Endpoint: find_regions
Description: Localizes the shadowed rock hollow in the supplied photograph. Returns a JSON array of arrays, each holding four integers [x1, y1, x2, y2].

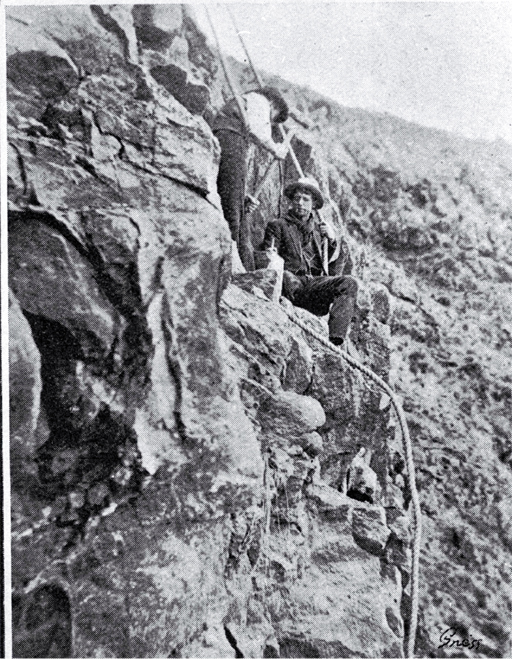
[[8, 5, 512, 658]]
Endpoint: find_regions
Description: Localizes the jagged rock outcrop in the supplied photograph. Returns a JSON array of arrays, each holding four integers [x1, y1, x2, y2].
[[219, 285, 407, 659], [10, 4, 511, 659], [8, 5, 409, 658]]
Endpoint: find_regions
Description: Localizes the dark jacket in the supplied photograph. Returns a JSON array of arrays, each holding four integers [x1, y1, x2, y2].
[[263, 211, 351, 277], [212, 97, 249, 139]]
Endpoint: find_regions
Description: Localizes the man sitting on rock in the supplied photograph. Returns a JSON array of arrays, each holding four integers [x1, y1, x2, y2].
[[213, 87, 289, 271], [262, 177, 358, 346]]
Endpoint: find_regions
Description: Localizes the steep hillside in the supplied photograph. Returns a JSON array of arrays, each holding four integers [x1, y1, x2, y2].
[[7, 4, 512, 659], [251, 70, 512, 657]]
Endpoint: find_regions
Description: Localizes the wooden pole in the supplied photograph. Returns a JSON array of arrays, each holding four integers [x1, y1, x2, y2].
[[251, 128, 296, 200], [224, 5, 331, 274], [226, 5, 264, 87], [205, 6, 248, 127], [322, 240, 329, 275]]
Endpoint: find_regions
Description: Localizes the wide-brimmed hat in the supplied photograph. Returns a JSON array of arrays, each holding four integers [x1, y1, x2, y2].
[[284, 177, 324, 209]]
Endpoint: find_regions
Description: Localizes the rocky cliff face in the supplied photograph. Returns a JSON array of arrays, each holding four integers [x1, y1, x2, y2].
[[8, 6, 408, 658], [7, 5, 511, 659]]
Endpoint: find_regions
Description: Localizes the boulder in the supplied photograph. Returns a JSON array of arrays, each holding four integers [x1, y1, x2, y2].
[[258, 390, 326, 438], [352, 507, 391, 555]]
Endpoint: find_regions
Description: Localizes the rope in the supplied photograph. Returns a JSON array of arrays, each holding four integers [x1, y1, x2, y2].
[[219, 7, 421, 654], [281, 306, 422, 659], [204, 6, 249, 128]]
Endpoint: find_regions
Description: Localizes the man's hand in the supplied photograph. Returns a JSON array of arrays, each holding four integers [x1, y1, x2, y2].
[[319, 221, 336, 241], [244, 195, 260, 214]]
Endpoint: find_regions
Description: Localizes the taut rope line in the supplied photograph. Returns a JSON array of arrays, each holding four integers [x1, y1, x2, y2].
[[211, 6, 421, 655], [282, 307, 422, 659]]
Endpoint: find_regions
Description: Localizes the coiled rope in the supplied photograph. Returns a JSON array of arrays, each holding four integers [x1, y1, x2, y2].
[[281, 306, 422, 659]]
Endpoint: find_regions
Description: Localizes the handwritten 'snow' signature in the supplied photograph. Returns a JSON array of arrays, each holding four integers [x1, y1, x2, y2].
[[438, 628, 482, 651]]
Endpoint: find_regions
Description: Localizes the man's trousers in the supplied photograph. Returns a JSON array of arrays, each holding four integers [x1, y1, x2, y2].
[[214, 129, 254, 271], [283, 272, 358, 342]]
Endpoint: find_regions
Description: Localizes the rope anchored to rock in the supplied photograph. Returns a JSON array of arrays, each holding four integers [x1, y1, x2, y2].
[[281, 306, 422, 659]]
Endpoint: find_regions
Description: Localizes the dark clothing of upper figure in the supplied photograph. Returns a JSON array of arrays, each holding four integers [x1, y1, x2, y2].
[[263, 210, 357, 343], [215, 129, 253, 268], [213, 90, 288, 271], [212, 96, 250, 138]]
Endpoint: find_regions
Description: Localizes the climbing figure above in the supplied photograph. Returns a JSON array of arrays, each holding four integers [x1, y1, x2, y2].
[[263, 177, 358, 346], [213, 86, 289, 271]]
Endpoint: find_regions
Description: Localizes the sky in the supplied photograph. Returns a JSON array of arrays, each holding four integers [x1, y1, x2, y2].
[[195, 1, 512, 143]]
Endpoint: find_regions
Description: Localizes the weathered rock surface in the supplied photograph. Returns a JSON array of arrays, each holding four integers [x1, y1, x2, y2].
[[10, 4, 510, 659], [9, 292, 45, 482], [7, 4, 401, 657], [8, 6, 262, 657]]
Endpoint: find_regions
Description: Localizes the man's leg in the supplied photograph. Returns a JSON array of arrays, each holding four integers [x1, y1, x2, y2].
[[282, 271, 305, 303], [238, 202, 255, 271], [328, 275, 358, 343], [215, 130, 255, 270], [294, 275, 358, 343]]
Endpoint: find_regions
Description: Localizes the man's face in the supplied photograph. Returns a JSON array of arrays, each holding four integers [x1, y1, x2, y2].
[[291, 189, 314, 219]]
